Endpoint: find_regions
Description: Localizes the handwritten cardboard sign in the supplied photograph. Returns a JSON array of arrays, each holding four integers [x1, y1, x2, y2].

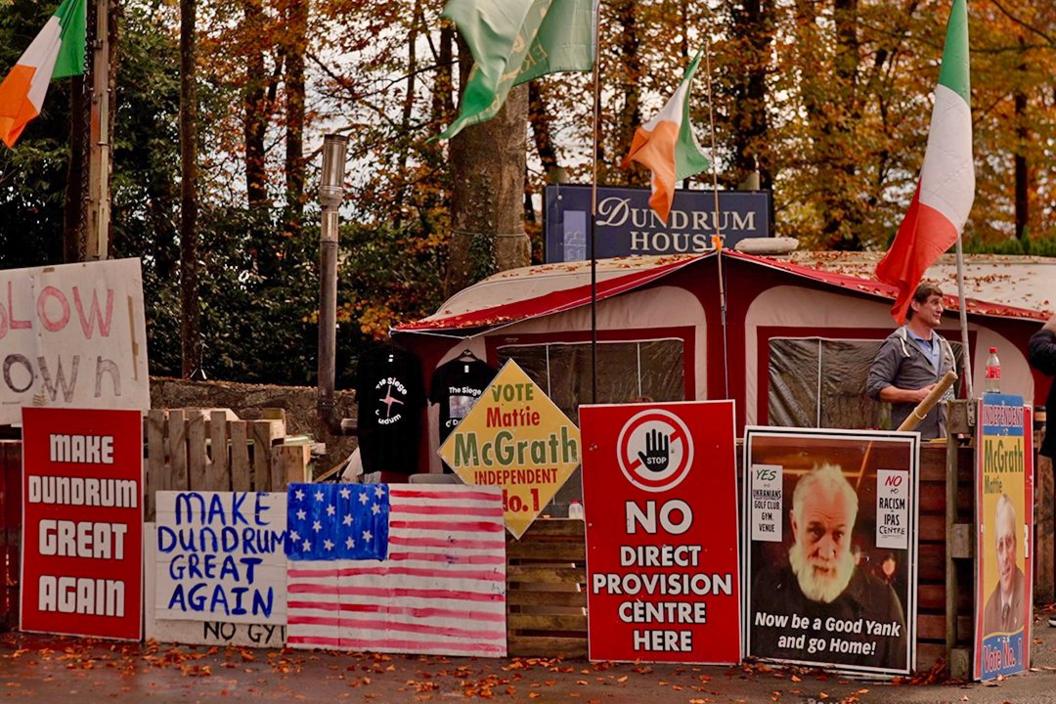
[[154, 491, 287, 625], [0, 258, 149, 425]]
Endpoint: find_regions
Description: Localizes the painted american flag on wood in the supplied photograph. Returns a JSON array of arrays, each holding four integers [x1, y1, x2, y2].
[[284, 483, 507, 657]]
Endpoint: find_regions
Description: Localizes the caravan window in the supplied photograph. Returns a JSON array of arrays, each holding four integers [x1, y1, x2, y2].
[[767, 337, 963, 429], [495, 339, 685, 419]]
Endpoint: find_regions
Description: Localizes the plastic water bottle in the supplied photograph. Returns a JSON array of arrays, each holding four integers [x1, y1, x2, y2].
[[984, 346, 1001, 393], [568, 500, 584, 520]]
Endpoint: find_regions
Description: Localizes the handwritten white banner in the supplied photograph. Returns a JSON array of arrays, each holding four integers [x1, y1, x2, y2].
[[0, 258, 148, 424], [154, 491, 288, 625]]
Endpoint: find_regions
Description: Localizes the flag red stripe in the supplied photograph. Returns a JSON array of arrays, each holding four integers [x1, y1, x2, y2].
[[875, 187, 959, 323], [338, 637, 504, 655], [286, 634, 504, 655], [393, 504, 503, 517], [287, 614, 505, 641], [288, 583, 503, 602], [286, 600, 506, 622], [390, 488, 500, 502], [389, 519, 503, 532], [386, 550, 505, 565], [387, 535, 506, 551], [288, 565, 503, 582]]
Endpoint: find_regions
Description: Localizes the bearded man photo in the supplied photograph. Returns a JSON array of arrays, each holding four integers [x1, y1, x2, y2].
[[750, 464, 908, 669]]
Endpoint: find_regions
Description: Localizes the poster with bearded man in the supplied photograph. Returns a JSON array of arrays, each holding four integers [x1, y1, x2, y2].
[[743, 427, 919, 677]]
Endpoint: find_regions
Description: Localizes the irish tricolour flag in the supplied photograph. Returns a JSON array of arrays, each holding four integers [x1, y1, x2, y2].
[[0, 0, 86, 148], [876, 0, 973, 323], [622, 50, 709, 225]]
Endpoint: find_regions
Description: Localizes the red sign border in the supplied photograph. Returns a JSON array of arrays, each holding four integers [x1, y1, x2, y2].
[[582, 399, 741, 665], [19, 407, 144, 641]]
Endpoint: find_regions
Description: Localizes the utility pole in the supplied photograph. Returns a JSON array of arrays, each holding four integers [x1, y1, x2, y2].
[[86, 0, 111, 260]]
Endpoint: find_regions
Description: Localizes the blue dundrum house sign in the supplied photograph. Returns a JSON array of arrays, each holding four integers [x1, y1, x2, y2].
[[544, 184, 772, 263]]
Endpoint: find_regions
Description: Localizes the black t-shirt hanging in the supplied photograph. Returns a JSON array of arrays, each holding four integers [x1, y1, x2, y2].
[[355, 346, 425, 474], [429, 357, 497, 445]]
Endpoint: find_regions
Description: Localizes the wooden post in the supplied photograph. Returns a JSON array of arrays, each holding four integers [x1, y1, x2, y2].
[[169, 410, 189, 491], [945, 422, 959, 669], [1037, 454, 1055, 603], [206, 410, 230, 491], [145, 410, 166, 521], [946, 399, 974, 679], [86, 0, 110, 260], [229, 421, 251, 492]]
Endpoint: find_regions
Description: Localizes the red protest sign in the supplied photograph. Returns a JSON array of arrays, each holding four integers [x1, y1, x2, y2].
[[581, 401, 740, 663], [20, 407, 143, 640]]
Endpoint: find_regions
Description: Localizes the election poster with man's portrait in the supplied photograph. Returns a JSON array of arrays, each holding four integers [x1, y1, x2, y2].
[[974, 394, 1033, 681], [743, 427, 919, 677]]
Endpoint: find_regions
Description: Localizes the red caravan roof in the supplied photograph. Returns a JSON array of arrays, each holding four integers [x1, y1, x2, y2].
[[394, 253, 711, 336], [731, 250, 1049, 322], [393, 250, 1048, 337]]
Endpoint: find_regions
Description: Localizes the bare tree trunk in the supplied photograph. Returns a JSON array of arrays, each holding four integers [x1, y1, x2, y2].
[[105, 0, 121, 256], [445, 36, 529, 296], [283, 0, 307, 238], [394, 0, 422, 223], [63, 75, 88, 263], [431, 24, 455, 126], [1014, 35, 1029, 240], [729, 0, 775, 191], [528, 81, 558, 177], [821, 0, 862, 249], [180, 0, 201, 377], [615, 0, 643, 184], [243, 0, 268, 211]]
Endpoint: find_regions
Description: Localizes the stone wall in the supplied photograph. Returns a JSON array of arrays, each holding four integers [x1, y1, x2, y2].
[[150, 377, 357, 473]]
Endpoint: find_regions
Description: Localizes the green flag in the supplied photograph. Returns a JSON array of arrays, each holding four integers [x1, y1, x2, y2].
[[438, 0, 596, 140]]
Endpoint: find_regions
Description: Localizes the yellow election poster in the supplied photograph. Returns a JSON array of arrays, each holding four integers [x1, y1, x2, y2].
[[438, 359, 581, 539]]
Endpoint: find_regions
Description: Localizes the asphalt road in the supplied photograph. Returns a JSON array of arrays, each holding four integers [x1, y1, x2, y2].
[[2, 614, 1056, 703]]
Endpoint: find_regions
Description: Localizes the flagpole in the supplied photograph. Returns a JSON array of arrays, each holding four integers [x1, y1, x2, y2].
[[589, 2, 601, 404], [703, 37, 729, 399], [86, 0, 111, 260], [954, 235, 974, 400]]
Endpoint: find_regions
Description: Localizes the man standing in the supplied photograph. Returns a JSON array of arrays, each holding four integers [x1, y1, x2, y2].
[[982, 494, 1026, 635], [867, 282, 957, 440], [1029, 314, 1056, 620], [750, 464, 908, 669]]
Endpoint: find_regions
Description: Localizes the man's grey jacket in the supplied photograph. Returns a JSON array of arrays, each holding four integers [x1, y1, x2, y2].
[[866, 326, 956, 440]]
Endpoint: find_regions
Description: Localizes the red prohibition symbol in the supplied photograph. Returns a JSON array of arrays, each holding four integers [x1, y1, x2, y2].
[[616, 408, 694, 492]]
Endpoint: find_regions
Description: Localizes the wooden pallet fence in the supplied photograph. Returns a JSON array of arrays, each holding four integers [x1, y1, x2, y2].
[[144, 409, 299, 520], [506, 519, 588, 658]]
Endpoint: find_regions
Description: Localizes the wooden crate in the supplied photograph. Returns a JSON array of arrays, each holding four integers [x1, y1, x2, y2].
[[915, 442, 975, 672], [506, 519, 587, 658], [144, 408, 301, 520], [0, 441, 21, 631]]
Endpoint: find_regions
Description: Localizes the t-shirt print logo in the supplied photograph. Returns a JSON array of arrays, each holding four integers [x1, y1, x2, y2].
[[374, 377, 408, 425]]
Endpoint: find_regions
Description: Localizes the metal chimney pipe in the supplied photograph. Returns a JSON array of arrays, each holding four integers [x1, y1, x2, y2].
[[318, 133, 348, 430]]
